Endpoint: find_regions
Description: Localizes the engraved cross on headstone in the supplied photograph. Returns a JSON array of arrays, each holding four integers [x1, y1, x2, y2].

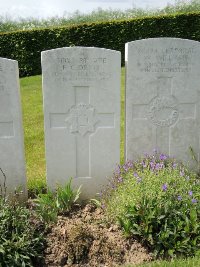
[[50, 86, 114, 178], [132, 77, 196, 155]]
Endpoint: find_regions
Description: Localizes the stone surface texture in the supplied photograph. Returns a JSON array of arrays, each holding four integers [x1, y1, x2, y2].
[[42, 47, 121, 199], [125, 38, 200, 166], [0, 58, 26, 198]]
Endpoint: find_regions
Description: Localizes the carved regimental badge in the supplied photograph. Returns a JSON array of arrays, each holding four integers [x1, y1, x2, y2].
[[147, 95, 179, 127], [66, 103, 99, 136]]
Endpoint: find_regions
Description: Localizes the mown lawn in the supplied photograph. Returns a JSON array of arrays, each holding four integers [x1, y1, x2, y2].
[[130, 256, 200, 266], [20, 75, 46, 192]]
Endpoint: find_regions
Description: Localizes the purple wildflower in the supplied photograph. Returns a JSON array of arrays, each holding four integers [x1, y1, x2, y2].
[[150, 161, 155, 170], [123, 164, 129, 172], [127, 160, 133, 168], [162, 183, 168, 191], [177, 195, 182, 201], [172, 163, 177, 169], [192, 199, 197, 204], [115, 165, 121, 175], [180, 170, 185, 177], [155, 163, 164, 170], [155, 163, 160, 170], [123, 160, 133, 172], [189, 190, 193, 196], [134, 172, 139, 177], [118, 177, 123, 183], [142, 161, 147, 168], [160, 153, 168, 161]]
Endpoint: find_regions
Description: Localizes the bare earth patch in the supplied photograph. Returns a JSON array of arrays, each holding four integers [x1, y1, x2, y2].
[[44, 204, 152, 267]]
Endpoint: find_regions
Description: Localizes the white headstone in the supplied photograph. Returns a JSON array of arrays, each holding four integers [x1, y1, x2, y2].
[[126, 38, 200, 166], [0, 58, 27, 199], [42, 47, 121, 199]]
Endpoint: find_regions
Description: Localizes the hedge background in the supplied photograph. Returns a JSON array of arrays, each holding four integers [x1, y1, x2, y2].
[[0, 12, 200, 77]]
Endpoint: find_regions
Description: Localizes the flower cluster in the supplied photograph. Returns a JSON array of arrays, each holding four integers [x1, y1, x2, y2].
[[101, 150, 200, 258], [161, 168, 198, 204], [101, 150, 199, 210]]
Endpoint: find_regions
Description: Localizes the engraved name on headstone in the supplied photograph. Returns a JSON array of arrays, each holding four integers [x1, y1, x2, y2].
[[42, 47, 120, 199], [0, 58, 27, 198], [125, 38, 200, 166]]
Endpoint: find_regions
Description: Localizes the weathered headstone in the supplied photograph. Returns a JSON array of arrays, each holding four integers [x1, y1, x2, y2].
[[0, 57, 27, 199], [42, 47, 121, 199], [125, 38, 200, 166]]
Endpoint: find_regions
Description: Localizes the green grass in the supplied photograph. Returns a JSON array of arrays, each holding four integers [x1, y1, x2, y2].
[[20, 75, 46, 194], [123, 256, 200, 266]]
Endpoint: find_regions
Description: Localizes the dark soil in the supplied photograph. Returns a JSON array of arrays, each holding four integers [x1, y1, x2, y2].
[[44, 203, 152, 267]]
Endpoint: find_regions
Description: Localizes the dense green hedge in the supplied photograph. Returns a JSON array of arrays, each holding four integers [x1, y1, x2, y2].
[[0, 12, 200, 77]]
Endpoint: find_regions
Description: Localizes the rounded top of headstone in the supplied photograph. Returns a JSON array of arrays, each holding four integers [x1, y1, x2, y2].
[[126, 37, 200, 46], [41, 47, 121, 76], [41, 46, 121, 59], [0, 57, 18, 66], [0, 57, 18, 74], [125, 38, 200, 62], [0, 57, 17, 62]]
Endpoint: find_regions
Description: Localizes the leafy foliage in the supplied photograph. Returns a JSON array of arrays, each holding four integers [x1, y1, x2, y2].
[[0, 12, 200, 77], [0, 168, 45, 266], [102, 151, 200, 258], [0, 0, 200, 33], [0, 168, 80, 265], [56, 179, 81, 213], [34, 178, 81, 223], [34, 190, 58, 223], [0, 198, 45, 266]]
